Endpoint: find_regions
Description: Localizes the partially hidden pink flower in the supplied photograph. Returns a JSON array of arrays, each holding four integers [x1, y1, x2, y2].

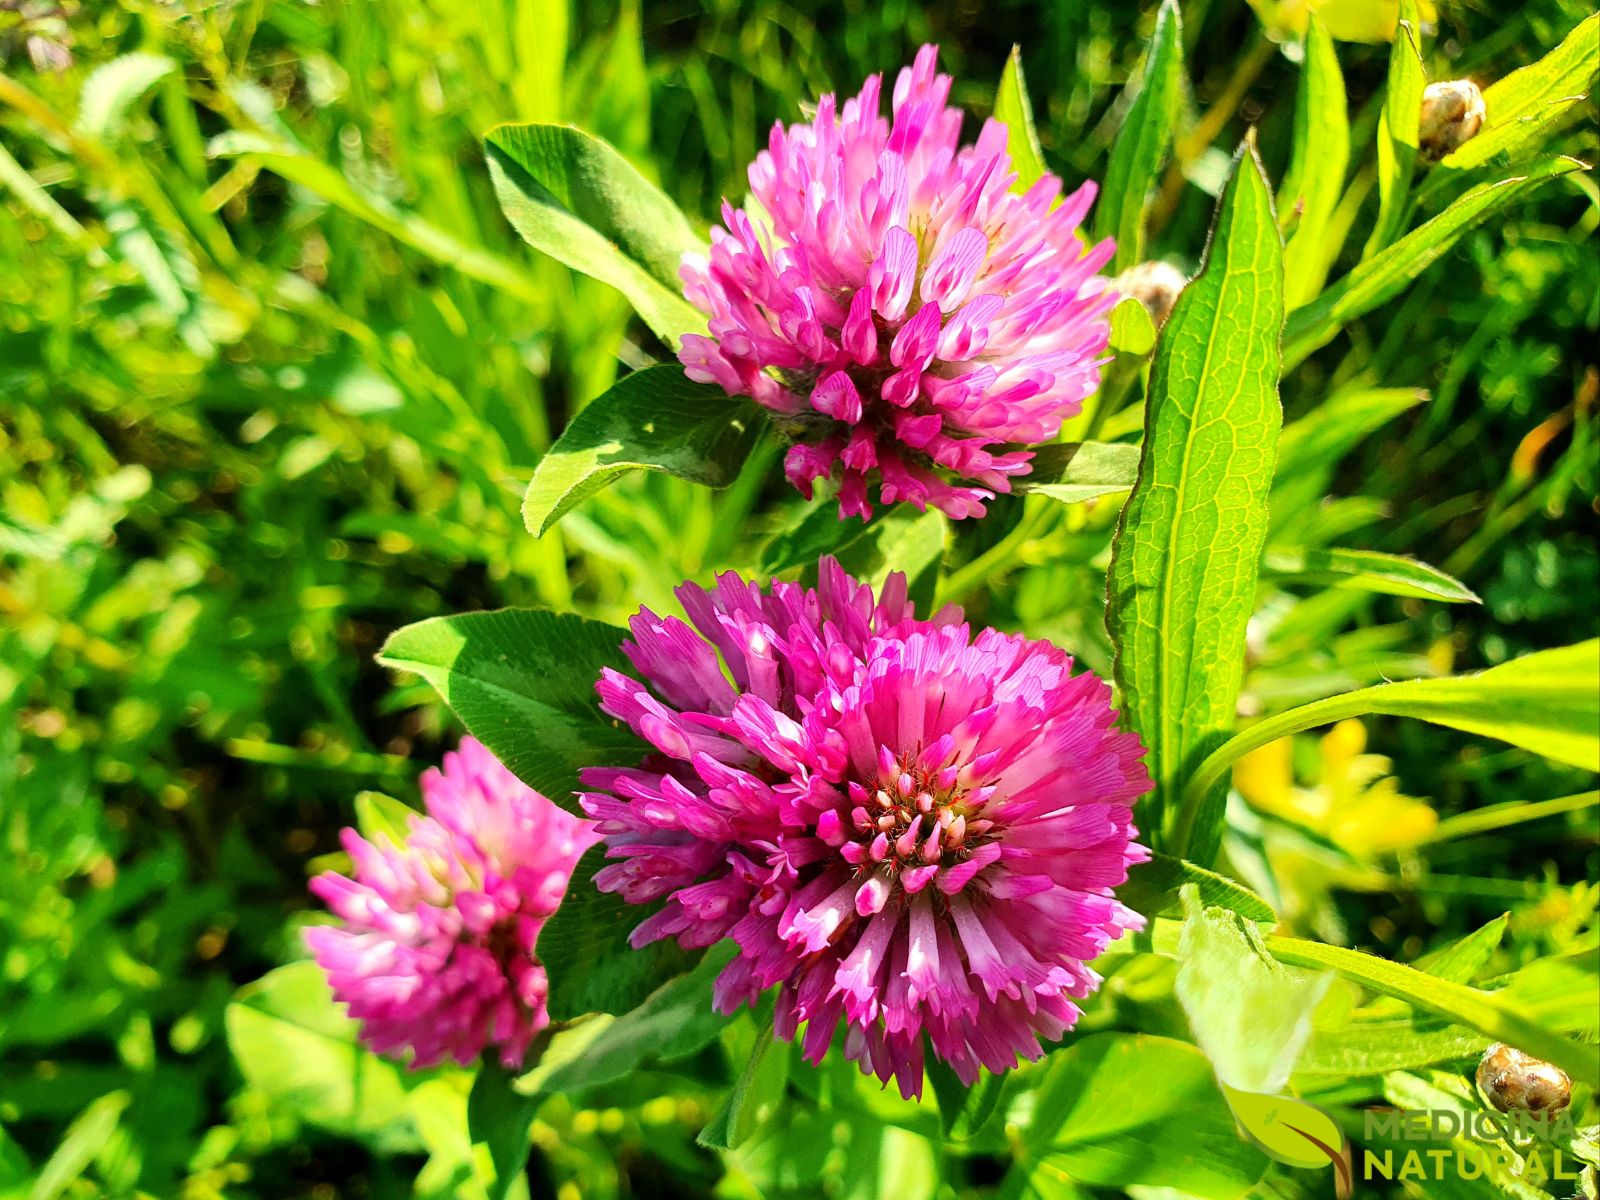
[[306, 737, 597, 1069], [580, 558, 1150, 1097], [679, 45, 1116, 522]]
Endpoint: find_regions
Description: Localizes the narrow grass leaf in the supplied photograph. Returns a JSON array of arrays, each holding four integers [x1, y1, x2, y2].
[[1118, 851, 1277, 922], [1107, 141, 1284, 861], [1265, 937, 1600, 1088], [1281, 17, 1349, 307], [1366, 0, 1425, 255], [1287, 155, 1583, 368], [1098, 0, 1183, 271], [1185, 640, 1600, 811], [484, 123, 706, 343], [1440, 13, 1599, 171], [1262, 546, 1479, 603], [522, 365, 767, 535], [993, 47, 1047, 193], [377, 609, 643, 810]]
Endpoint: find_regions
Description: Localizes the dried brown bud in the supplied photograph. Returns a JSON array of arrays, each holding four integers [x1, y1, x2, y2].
[[1112, 260, 1190, 329], [1475, 1042, 1572, 1115], [1419, 80, 1487, 163]]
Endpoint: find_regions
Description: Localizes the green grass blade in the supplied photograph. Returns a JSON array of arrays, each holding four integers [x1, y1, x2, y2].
[[1285, 155, 1583, 368], [1365, 0, 1425, 255], [1261, 546, 1480, 603], [1281, 16, 1349, 308], [1097, 0, 1183, 271], [1107, 140, 1284, 862], [993, 46, 1047, 192], [1184, 640, 1600, 812]]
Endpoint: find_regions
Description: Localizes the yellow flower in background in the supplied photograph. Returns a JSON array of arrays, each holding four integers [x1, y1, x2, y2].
[[1246, 0, 1438, 42], [1235, 719, 1438, 857]]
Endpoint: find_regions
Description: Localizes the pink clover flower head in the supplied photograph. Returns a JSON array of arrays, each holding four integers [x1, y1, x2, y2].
[[580, 558, 1151, 1097], [678, 45, 1116, 521], [306, 736, 597, 1069]]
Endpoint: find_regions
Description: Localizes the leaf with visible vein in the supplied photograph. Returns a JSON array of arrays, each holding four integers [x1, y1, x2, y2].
[[993, 46, 1047, 193], [1262, 545, 1478, 603], [377, 608, 642, 810], [484, 123, 706, 343], [1440, 13, 1599, 171], [1098, 0, 1183, 272], [1286, 155, 1583, 368], [522, 365, 766, 535], [1106, 141, 1284, 861], [1016, 441, 1142, 505]]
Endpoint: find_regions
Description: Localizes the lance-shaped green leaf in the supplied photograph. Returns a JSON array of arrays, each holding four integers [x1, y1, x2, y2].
[[927, 1061, 1007, 1141], [1286, 155, 1583, 368], [1098, 0, 1183, 271], [484, 123, 706, 343], [467, 1061, 540, 1200], [1265, 937, 1600, 1088], [522, 365, 767, 535], [698, 1022, 786, 1150], [1106, 142, 1284, 860], [377, 608, 642, 811], [1015, 440, 1142, 505], [993, 46, 1047, 193], [1183, 640, 1600, 815], [1440, 13, 1600, 171], [1365, 0, 1425, 255], [1262, 546, 1479, 603], [536, 846, 703, 1019], [1280, 16, 1349, 307]]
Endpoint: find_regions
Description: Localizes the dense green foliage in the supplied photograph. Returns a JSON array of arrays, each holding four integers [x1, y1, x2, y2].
[[2, 1, 1596, 1197]]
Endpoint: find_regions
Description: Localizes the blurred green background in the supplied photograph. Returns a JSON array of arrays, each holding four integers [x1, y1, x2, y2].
[[1, 1, 1595, 1196]]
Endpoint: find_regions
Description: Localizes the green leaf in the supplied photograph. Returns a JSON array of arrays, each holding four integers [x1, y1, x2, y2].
[[536, 944, 735, 1093], [1365, 0, 1425, 255], [224, 962, 428, 1152], [28, 1092, 130, 1200], [697, 1022, 787, 1151], [536, 846, 702, 1019], [1275, 387, 1428, 483], [1023, 1033, 1268, 1199], [927, 1061, 1006, 1141], [484, 123, 706, 343], [377, 608, 641, 811], [1265, 937, 1600, 1088], [1106, 141, 1285, 861], [1262, 546, 1479, 603], [1422, 790, 1599, 844], [1287, 155, 1583, 368], [993, 46, 1047, 193], [76, 53, 176, 139], [1295, 1017, 1487, 1078], [1118, 851, 1277, 922], [1016, 441, 1142, 505], [830, 507, 946, 613], [1109, 293, 1160, 356], [1440, 13, 1600, 171], [210, 130, 546, 306], [1175, 890, 1332, 1094], [352, 790, 416, 848], [1414, 914, 1509, 984], [1280, 17, 1349, 307], [1185, 640, 1600, 812], [1098, 0, 1184, 271], [468, 1059, 540, 1200], [521, 365, 767, 535]]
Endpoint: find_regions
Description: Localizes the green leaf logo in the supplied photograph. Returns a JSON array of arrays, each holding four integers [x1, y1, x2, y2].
[[1222, 1083, 1352, 1196]]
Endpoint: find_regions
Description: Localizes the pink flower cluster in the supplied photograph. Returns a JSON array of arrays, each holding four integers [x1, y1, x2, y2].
[[679, 46, 1116, 521], [306, 738, 596, 1069], [581, 559, 1150, 1096]]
